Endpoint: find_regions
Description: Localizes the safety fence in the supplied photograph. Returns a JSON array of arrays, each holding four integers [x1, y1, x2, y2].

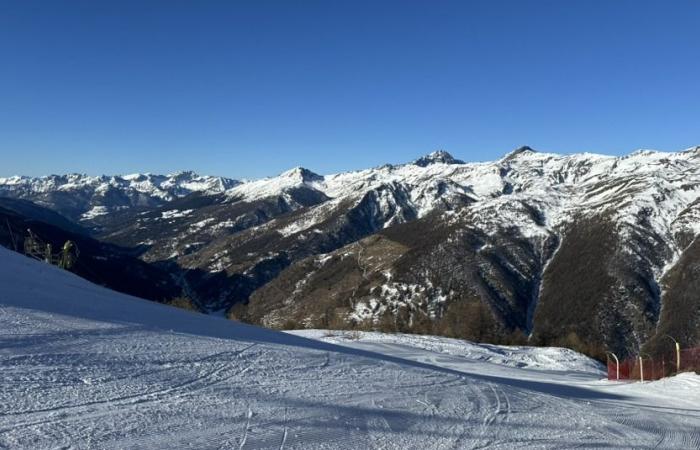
[[607, 346, 700, 381]]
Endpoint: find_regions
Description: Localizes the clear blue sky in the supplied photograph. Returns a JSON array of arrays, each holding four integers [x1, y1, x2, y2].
[[2, 1, 699, 179]]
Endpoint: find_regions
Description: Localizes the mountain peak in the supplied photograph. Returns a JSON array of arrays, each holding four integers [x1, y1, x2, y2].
[[280, 167, 323, 183], [413, 150, 464, 167], [682, 145, 700, 158], [502, 146, 537, 161], [167, 170, 198, 179]]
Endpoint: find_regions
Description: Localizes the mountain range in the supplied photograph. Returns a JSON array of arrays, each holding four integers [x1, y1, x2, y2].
[[2, 147, 700, 359]]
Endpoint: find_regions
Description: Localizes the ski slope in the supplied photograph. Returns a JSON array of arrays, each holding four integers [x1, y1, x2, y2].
[[1, 247, 699, 449]]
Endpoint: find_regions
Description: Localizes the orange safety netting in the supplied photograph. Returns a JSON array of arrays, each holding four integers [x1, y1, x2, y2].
[[607, 347, 700, 381]]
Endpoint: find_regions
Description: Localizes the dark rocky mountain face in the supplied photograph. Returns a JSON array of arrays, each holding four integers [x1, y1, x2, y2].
[[2, 148, 700, 359], [413, 150, 465, 167], [644, 236, 700, 354], [530, 215, 669, 359], [241, 205, 564, 346], [0, 197, 88, 235]]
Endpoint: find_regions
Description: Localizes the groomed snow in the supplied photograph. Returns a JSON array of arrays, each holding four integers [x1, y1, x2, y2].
[[1, 247, 699, 449]]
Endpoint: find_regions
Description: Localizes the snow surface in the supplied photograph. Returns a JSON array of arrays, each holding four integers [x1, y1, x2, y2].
[[289, 330, 604, 374], [1, 247, 700, 449], [160, 209, 194, 219], [80, 205, 109, 220]]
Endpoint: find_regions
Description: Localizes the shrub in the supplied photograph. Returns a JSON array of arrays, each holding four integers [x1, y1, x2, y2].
[[166, 296, 200, 312], [226, 302, 248, 321], [281, 319, 300, 330]]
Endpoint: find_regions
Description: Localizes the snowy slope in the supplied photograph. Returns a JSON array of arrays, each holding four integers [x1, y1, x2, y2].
[[1, 247, 699, 449], [289, 330, 604, 374]]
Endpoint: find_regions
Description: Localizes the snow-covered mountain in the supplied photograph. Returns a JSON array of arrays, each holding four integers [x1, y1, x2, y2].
[[0, 171, 239, 225], [196, 146, 699, 357], [221, 146, 700, 246], [2, 147, 700, 358]]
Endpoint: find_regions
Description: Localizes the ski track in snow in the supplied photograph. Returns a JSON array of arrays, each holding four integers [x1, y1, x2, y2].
[[1, 248, 700, 449]]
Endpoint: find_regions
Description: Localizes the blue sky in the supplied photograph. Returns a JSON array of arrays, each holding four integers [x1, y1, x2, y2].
[[2, 1, 699, 179]]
